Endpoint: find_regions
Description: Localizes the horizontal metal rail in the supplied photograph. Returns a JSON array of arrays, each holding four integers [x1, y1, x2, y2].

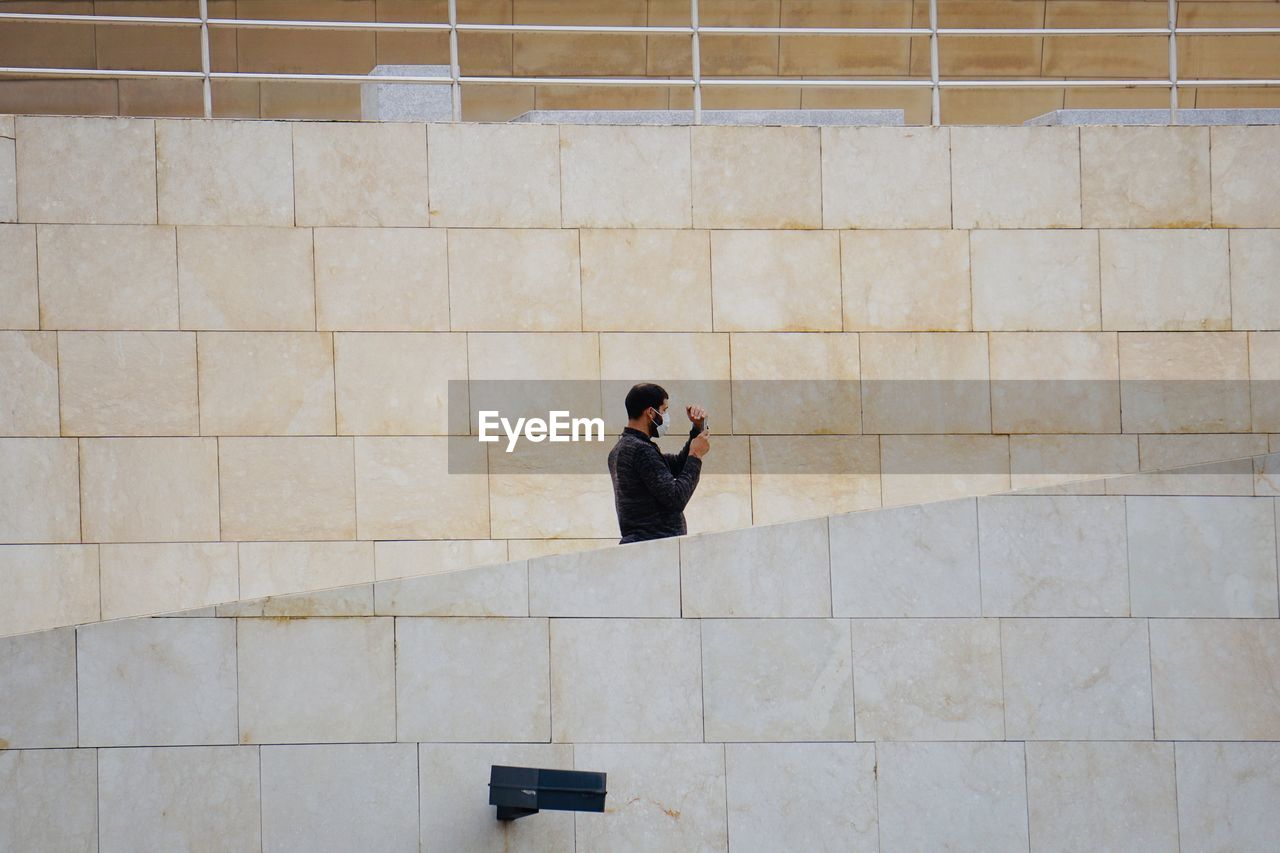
[[1, 4, 1276, 124]]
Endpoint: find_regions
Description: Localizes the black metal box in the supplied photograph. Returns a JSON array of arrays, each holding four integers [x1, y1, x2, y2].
[[488, 765, 607, 821]]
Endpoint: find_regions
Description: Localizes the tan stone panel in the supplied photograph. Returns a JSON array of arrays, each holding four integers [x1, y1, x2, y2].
[[692, 126, 822, 229], [94, 0, 237, 72], [0, 545, 98, 636], [990, 332, 1120, 434], [670, 84, 802, 110], [293, 122, 429, 226], [1108, 434, 1265, 497], [467, 331, 601, 429], [1081, 126, 1211, 228], [842, 230, 970, 331], [513, 0, 647, 76], [881, 434, 1010, 506], [99, 542, 238, 621], [355, 436, 490, 539], [1250, 332, 1280, 433], [240, 540, 375, 600], [1009, 434, 1139, 494], [0, 225, 38, 329], [236, 0, 377, 74], [1043, 1, 1169, 78], [778, 1, 913, 75], [940, 86, 1064, 126], [258, 81, 362, 120], [1230, 229, 1280, 331], [862, 332, 991, 434], [177, 226, 315, 331], [534, 84, 671, 111], [0, 332, 58, 436], [36, 224, 179, 330], [219, 436, 356, 540], [823, 127, 951, 229], [447, 228, 581, 331], [1118, 332, 1250, 433], [802, 84, 933, 126], [649, 0, 779, 76], [750, 435, 881, 525], [427, 122, 560, 227], [1178, 2, 1280, 79], [0, 80, 119, 119], [458, 84, 535, 121], [505, 538, 607, 561], [374, 0, 513, 75], [0, 438, 80, 544], [59, 331, 198, 436], [314, 227, 449, 332], [600, 331, 730, 432], [951, 126, 1081, 227], [909, 0, 1046, 77], [1194, 85, 1280, 109], [0, 2, 95, 70], [1212, 126, 1280, 227], [374, 538, 508, 581], [15, 116, 156, 224], [117, 79, 261, 120], [560, 125, 691, 228], [488, 441, 616, 539], [198, 332, 336, 436], [710, 230, 841, 331], [156, 119, 294, 226], [81, 437, 220, 543], [730, 332, 860, 434], [1064, 86, 1185, 110], [0, 136, 13, 223], [580, 229, 712, 332], [971, 229, 1100, 332], [0, 115, 13, 138], [335, 332, 467, 435], [1100, 229, 1230, 331]]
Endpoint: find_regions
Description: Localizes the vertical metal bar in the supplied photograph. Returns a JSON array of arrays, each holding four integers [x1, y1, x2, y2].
[[929, 0, 940, 125], [448, 0, 461, 121], [1169, 0, 1179, 122], [691, 0, 702, 124], [198, 0, 212, 117]]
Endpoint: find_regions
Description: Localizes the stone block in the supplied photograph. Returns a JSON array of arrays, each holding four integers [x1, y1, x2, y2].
[[77, 617, 237, 746], [238, 617, 396, 743], [1080, 125, 1211, 227], [989, 331, 1120, 433], [15, 115, 157, 224], [1150, 618, 1280, 740], [681, 517, 831, 618], [0, 749, 97, 853], [176, 225, 315, 331], [951, 126, 1081, 228], [1100, 229, 1230, 330], [99, 542, 238, 621], [0, 626, 77, 748], [850, 618, 1004, 740], [0, 545, 97, 636], [354, 436, 490, 539], [692, 125, 822, 228], [427, 123, 560, 227], [314, 226, 449, 331], [841, 229, 971, 331], [293, 121, 429, 226], [239, 540, 374, 601], [709, 230, 840, 331], [821, 126, 951, 228], [36, 223, 178, 330], [0, 225, 37, 328], [702, 618, 855, 741], [977, 495, 1129, 616], [560, 124, 691, 228], [375, 560, 527, 617], [448, 228, 581, 331], [530, 537, 678, 617], [81, 437, 220, 543], [550, 617, 702, 742], [0, 437, 79, 544], [157, 118, 294, 225], [580, 229, 712, 331], [335, 331, 467, 435], [396, 617, 550, 742], [1127, 496, 1279, 617], [1003, 618, 1154, 739], [971, 230, 1100, 331]]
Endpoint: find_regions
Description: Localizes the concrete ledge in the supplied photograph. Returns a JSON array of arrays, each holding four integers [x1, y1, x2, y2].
[[361, 64, 452, 122], [511, 108, 905, 126], [1025, 108, 1280, 126]]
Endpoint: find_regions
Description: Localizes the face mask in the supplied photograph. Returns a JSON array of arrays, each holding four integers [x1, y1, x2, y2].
[[652, 407, 671, 437]]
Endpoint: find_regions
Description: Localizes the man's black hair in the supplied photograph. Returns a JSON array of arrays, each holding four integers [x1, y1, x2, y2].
[[625, 382, 668, 420]]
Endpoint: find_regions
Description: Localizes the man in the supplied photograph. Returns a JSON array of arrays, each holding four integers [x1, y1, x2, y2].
[[607, 382, 711, 544]]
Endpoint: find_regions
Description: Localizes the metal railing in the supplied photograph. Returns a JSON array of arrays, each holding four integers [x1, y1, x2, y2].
[[1, 0, 1278, 125]]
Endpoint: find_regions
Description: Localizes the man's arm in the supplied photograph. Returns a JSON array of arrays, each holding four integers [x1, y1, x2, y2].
[[637, 440, 702, 513]]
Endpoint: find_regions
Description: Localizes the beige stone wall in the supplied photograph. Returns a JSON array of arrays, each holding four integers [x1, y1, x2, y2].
[[2, 113, 1279, 632], [1, 1, 1279, 123]]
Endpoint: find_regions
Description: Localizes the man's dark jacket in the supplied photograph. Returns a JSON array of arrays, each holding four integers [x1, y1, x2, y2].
[[607, 424, 702, 544]]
